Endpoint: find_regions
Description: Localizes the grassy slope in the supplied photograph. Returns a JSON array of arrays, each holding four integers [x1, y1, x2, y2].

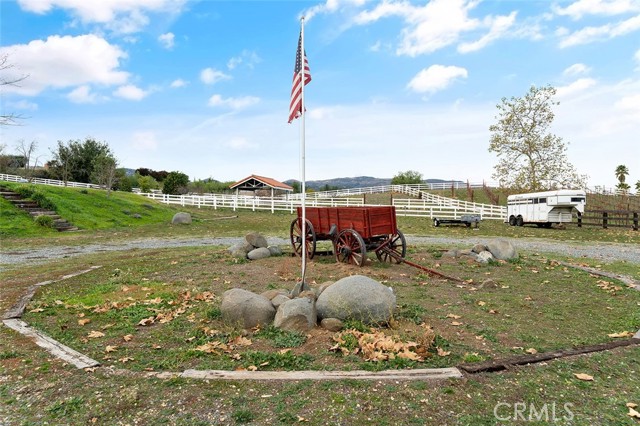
[[0, 183, 186, 237]]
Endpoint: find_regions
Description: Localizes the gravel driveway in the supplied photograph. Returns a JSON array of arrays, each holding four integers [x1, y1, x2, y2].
[[2, 235, 639, 271]]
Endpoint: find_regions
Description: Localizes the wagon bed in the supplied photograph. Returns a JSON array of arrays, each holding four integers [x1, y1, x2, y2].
[[290, 206, 406, 266]]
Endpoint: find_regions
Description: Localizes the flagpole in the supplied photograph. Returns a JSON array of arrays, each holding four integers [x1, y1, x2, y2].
[[300, 16, 307, 284]]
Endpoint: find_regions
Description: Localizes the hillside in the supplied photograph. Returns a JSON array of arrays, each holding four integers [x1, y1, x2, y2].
[[285, 176, 464, 190]]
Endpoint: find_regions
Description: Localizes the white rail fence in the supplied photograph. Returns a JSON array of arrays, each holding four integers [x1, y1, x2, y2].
[[1, 173, 509, 220]]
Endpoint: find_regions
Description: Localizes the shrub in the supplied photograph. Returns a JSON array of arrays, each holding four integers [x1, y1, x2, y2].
[[35, 215, 54, 228]]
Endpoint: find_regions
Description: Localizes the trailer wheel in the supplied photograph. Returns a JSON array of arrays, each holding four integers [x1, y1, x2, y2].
[[508, 216, 516, 226], [375, 230, 406, 264], [433, 218, 440, 227], [290, 218, 316, 259], [516, 216, 524, 227], [335, 229, 367, 267]]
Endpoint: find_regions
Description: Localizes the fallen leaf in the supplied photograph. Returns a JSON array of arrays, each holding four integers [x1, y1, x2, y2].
[[608, 331, 633, 338], [627, 403, 638, 408], [123, 334, 133, 342], [477, 301, 486, 307], [451, 321, 463, 326], [119, 357, 134, 363], [29, 308, 45, 313], [489, 309, 499, 314], [78, 318, 91, 326], [525, 348, 538, 354], [87, 330, 105, 339], [105, 345, 118, 353], [628, 407, 640, 419], [574, 373, 594, 381], [446, 313, 462, 319], [247, 365, 258, 371], [436, 347, 451, 357], [138, 316, 155, 326]]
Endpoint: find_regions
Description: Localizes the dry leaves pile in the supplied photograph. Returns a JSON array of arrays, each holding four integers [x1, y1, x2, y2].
[[330, 324, 437, 362]]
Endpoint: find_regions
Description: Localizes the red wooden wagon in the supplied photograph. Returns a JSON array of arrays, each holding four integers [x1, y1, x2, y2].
[[289, 206, 406, 267]]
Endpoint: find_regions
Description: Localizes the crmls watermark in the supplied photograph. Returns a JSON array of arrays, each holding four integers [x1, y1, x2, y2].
[[494, 402, 574, 422]]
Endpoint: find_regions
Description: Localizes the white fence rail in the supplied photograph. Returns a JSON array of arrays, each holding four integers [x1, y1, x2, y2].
[[0, 173, 506, 220]]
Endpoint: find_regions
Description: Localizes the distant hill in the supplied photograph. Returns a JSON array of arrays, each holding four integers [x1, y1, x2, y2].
[[284, 176, 464, 190]]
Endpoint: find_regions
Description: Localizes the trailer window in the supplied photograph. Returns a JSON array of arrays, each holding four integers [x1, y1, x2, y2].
[[571, 197, 585, 202], [533, 198, 538, 204], [538, 198, 546, 203]]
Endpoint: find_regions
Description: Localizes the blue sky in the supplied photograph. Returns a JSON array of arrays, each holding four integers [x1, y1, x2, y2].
[[1, 0, 639, 188]]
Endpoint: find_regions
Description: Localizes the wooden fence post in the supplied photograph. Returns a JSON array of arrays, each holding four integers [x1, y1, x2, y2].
[[634, 212, 638, 231], [577, 214, 582, 228], [602, 211, 608, 229]]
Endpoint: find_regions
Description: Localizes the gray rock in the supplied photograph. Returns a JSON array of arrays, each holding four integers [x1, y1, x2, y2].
[[132, 213, 142, 219], [220, 288, 275, 329], [245, 232, 268, 248], [442, 249, 459, 258], [247, 247, 271, 260], [228, 241, 253, 258], [274, 298, 316, 332], [476, 251, 494, 264], [486, 239, 518, 260], [316, 281, 335, 297], [260, 289, 289, 300], [267, 245, 283, 256], [472, 244, 487, 254], [271, 294, 291, 309], [320, 318, 344, 332], [171, 212, 192, 225], [316, 275, 396, 325], [298, 290, 317, 301]]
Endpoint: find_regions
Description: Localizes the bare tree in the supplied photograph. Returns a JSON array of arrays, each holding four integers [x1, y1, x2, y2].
[[14, 139, 39, 180], [91, 152, 118, 197], [1, 54, 29, 126]]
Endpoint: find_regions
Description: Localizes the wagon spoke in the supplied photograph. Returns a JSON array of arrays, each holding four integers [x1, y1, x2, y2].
[[375, 230, 406, 264], [335, 229, 366, 267], [290, 219, 316, 259]]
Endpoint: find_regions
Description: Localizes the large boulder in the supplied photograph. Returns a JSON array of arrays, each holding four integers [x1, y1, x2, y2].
[[316, 275, 396, 325], [228, 241, 253, 258], [245, 232, 268, 248], [220, 288, 275, 329], [274, 298, 316, 332], [486, 239, 518, 260], [171, 212, 192, 225], [247, 247, 271, 260]]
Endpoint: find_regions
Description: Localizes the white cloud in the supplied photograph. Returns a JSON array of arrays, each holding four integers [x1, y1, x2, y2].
[[635, 48, 640, 69], [563, 63, 591, 76], [225, 137, 257, 150], [407, 65, 468, 94], [303, 0, 368, 21], [0, 34, 129, 96], [17, 0, 188, 34], [6, 99, 38, 111], [352, 0, 518, 56], [553, 0, 640, 20], [67, 85, 97, 103], [113, 84, 148, 101], [227, 50, 261, 70], [170, 79, 188, 88], [132, 131, 159, 151], [200, 68, 231, 85], [556, 77, 597, 98], [458, 11, 517, 53], [158, 32, 175, 49], [558, 14, 640, 47], [208, 94, 260, 110]]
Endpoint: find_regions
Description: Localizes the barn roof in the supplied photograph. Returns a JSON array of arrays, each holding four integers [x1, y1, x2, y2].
[[229, 175, 293, 192]]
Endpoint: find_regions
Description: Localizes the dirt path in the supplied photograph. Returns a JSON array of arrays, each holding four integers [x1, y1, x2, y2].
[[1, 235, 639, 271]]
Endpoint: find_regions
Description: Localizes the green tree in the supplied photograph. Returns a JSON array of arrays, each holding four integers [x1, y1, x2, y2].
[[49, 138, 112, 183], [91, 152, 118, 197], [635, 180, 640, 194], [614, 165, 630, 193], [162, 171, 189, 195], [391, 170, 423, 185], [138, 175, 158, 193], [489, 85, 587, 191]]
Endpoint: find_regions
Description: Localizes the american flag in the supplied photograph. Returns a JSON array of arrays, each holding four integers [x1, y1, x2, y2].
[[288, 31, 311, 123]]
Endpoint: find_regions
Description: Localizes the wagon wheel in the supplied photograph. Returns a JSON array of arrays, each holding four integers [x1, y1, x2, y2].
[[290, 218, 316, 259], [335, 229, 367, 267], [375, 229, 406, 264]]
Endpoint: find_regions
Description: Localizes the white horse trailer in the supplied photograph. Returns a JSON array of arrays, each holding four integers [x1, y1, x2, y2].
[[506, 189, 586, 227]]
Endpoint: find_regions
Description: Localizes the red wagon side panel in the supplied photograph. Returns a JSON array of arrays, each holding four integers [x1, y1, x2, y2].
[[296, 206, 398, 239]]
